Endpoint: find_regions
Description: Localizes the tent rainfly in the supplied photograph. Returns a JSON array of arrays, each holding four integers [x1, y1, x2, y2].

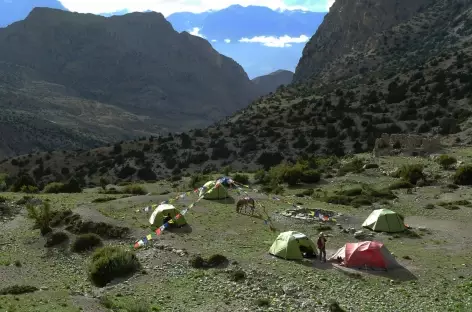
[[329, 241, 399, 270], [149, 204, 187, 227], [362, 209, 405, 233], [269, 231, 316, 260], [199, 180, 229, 200]]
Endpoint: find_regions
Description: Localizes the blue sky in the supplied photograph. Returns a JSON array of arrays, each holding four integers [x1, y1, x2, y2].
[[58, 0, 334, 16]]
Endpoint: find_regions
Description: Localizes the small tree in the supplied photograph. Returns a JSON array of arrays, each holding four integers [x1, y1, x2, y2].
[[26, 202, 52, 236]]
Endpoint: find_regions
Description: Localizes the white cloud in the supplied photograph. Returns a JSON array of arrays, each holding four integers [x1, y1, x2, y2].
[[224, 39, 231, 43], [211, 39, 217, 42], [58, 0, 332, 17], [189, 27, 206, 38], [239, 34, 309, 47]]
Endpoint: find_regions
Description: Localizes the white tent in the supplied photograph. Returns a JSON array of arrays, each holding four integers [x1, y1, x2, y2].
[[149, 204, 176, 225]]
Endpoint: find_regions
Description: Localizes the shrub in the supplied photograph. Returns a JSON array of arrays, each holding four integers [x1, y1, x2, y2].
[[92, 197, 117, 203], [122, 184, 147, 195], [396, 164, 424, 184], [72, 233, 103, 253], [88, 246, 141, 287], [206, 254, 228, 268], [437, 155, 457, 170], [20, 185, 39, 193], [453, 165, 472, 185], [189, 255, 206, 268], [99, 178, 108, 190], [296, 188, 314, 197], [329, 300, 346, 312], [137, 167, 157, 181], [255, 298, 270, 307], [26, 202, 52, 236], [232, 173, 249, 185], [11, 174, 37, 192], [338, 158, 364, 176], [300, 169, 321, 183], [44, 231, 69, 247], [188, 174, 210, 189], [229, 269, 246, 282], [364, 163, 379, 169], [253, 169, 268, 184], [44, 182, 66, 193]]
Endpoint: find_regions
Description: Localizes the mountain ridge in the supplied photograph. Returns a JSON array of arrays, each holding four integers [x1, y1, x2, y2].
[[0, 7, 259, 157]]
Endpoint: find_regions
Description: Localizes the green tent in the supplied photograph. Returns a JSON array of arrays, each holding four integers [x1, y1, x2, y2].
[[362, 209, 405, 233], [149, 204, 187, 227], [199, 180, 229, 200], [269, 231, 316, 260]]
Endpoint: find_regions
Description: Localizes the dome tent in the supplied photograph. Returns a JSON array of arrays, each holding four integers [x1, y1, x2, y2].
[[149, 204, 187, 227], [329, 241, 399, 270], [269, 231, 316, 260], [199, 180, 229, 200], [362, 209, 405, 233]]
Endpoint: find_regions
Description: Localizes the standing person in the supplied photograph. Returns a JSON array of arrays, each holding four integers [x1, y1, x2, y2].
[[317, 232, 327, 262]]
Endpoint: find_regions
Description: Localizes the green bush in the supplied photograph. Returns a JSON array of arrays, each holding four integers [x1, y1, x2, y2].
[[20, 185, 39, 193], [453, 165, 472, 185], [188, 174, 210, 189], [253, 169, 268, 184], [44, 182, 66, 193], [396, 164, 425, 184], [300, 169, 321, 183], [232, 173, 249, 185], [44, 231, 69, 247], [72, 233, 103, 253], [189, 255, 206, 268], [26, 202, 52, 236], [437, 155, 457, 170], [43, 178, 82, 194], [122, 184, 147, 195], [229, 269, 246, 282], [11, 174, 36, 192], [388, 180, 414, 190], [338, 158, 365, 176], [88, 246, 141, 287]]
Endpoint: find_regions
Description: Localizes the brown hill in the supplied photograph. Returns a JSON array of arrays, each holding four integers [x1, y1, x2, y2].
[[251, 70, 293, 97], [0, 8, 258, 157], [2, 0, 472, 188]]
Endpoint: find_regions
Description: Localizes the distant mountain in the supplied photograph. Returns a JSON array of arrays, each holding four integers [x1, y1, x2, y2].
[[0, 0, 67, 27], [166, 5, 326, 78], [252, 70, 294, 97], [0, 8, 258, 158]]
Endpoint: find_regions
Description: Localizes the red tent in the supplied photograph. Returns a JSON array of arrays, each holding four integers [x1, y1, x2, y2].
[[330, 241, 399, 270]]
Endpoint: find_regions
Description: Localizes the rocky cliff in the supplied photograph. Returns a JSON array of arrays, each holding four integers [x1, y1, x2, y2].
[[293, 0, 436, 83], [0, 8, 258, 157]]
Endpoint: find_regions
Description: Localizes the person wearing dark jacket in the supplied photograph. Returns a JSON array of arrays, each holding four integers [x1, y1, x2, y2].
[[317, 232, 327, 262]]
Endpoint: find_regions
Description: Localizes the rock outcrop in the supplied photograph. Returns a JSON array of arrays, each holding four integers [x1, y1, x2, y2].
[[373, 133, 442, 157], [293, 0, 436, 83]]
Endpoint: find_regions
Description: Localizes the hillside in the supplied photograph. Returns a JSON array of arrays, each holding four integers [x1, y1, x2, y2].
[[1, 0, 472, 187], [0, 8, 258, 158], [252, 70, 294, 97]]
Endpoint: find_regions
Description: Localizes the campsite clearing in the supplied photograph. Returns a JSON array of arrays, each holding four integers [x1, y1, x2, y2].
[[0, 152, 471, 311]]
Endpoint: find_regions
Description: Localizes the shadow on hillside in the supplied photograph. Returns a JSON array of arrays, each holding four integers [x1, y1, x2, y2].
[[297, 259, 334, 271], [169, 224, 193, 235], [333, 265, 417, 281], [207, 197, 236, 205]]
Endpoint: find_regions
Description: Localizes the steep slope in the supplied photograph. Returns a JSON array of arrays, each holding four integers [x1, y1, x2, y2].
[[252, 70, 294, 96], [0, 8, 258, 157], [2, 0, 472, 187], [0, 0, 67, 27]]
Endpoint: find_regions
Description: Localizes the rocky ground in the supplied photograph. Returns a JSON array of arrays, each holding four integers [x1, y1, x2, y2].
[[0, 149, 472, 311]]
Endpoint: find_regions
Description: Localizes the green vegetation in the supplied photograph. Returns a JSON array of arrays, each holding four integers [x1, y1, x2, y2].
[[121, 184, 147, 195], [88, 246, 141, 287], [436, 154, 457, 169], [25, 202, 52, 236], [394, 164, 425, 185], [453, 165, 472, 185], [71, 233, 103, 253]]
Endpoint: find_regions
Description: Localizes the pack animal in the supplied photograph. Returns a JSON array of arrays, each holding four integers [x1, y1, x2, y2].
[[236, 197, 255, 215]]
